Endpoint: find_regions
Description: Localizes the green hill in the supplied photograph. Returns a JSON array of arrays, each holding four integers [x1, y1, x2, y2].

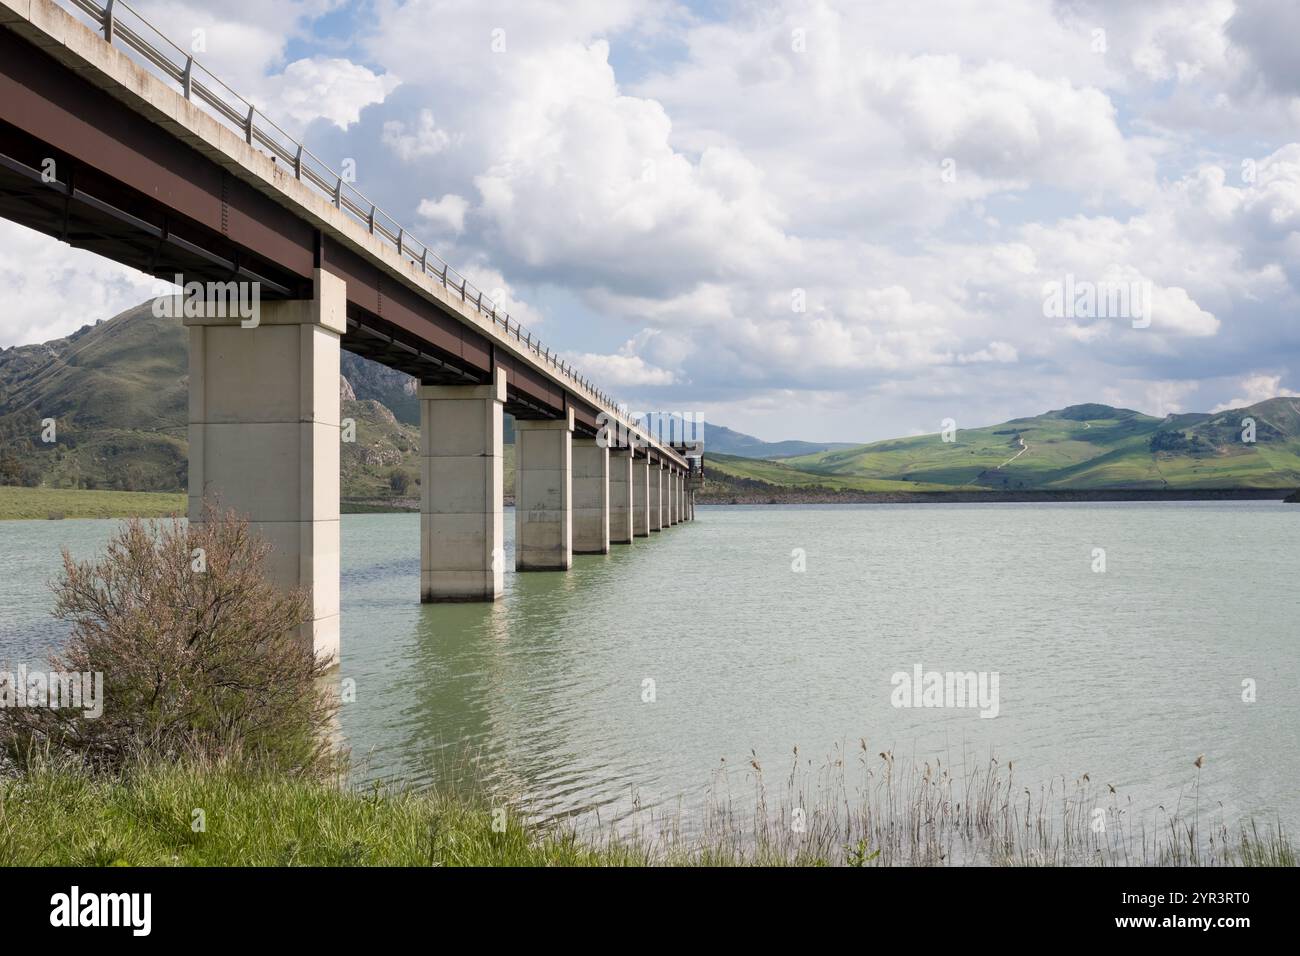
[[0, 302, 437, 508], [0, 303, 189, 493], [702, 452, 953, 495], [776, 402, 1300, 491]]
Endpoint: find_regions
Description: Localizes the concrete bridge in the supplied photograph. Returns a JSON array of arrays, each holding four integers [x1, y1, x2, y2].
[[0, 0, 702, 661]]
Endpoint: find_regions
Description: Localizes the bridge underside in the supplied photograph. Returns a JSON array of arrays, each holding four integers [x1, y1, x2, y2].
[[0, 20, 616, 424], [0, 0, 698, 665], [0, 120, 577, 419]]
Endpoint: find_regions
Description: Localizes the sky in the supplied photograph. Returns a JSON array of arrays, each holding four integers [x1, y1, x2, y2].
[[2, 0, 1300, 442]]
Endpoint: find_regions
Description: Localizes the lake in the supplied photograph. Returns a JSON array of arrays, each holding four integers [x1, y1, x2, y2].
[[3, 502, 1297, 844]]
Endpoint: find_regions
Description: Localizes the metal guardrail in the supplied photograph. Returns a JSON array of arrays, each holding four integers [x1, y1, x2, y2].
[[59, 0, 624, 413]]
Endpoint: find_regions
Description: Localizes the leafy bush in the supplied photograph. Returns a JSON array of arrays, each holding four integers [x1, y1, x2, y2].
[[0, 507, 337, 776], [1149, 430, 1191, 452], [388, 469, 412, 494]]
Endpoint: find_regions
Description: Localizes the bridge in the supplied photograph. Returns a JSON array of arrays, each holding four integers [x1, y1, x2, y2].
[[0, 0, 702, 662]]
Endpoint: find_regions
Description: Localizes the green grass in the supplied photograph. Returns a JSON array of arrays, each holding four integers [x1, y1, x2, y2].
[[0, 761, 649, 867], [0, 485, 185, 520], [704, 452, 957, 493], [1, 753, 1290, 867]]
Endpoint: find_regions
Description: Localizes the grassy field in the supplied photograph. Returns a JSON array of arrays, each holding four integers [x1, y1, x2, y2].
[[0, 485, 185, 520], [0, 761, 647, 867], [703, 452, 958, 493]]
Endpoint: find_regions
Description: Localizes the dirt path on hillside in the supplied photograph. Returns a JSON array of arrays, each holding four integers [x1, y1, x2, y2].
[[994, 437, 1028, 470]]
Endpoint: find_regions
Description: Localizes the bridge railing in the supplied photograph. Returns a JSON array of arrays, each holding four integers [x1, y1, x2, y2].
[[57, 0, 623, 414]]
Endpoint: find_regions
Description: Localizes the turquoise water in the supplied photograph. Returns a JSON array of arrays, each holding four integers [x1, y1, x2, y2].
[[3, 502, 1298, 835]]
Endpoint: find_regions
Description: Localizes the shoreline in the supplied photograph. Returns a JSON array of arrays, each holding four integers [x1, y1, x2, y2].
[[3, 757, 1290, 867], [5, 485, 1296, 521], [696, 487, 1298, 505]]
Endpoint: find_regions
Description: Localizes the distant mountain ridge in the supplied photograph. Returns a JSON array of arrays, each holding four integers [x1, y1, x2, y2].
[[701, 422, 859, 458]]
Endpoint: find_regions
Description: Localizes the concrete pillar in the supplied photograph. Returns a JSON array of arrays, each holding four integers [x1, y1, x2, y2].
[[633, 454, 650, 538], [572, 437, 609, 554], [648, 458, 663, 532], [664, 468, 673, 526], [669, 468, 678, 525], [609, 448, 634, 545], [659, 462, 669, 530], [186, 268, 343, 663], [419, 368, 505, 602], [668, 466, 675, 526], [515, 410, 573, 570]]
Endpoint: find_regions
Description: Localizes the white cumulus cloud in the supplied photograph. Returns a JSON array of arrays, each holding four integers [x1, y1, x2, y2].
[[260, 57, 400, 132], [1210, 372, 1300, 411], [417, 194, 470, 234]]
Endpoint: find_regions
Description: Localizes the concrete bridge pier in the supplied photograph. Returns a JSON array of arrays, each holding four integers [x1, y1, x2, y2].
[[660, 462, 671, 529], [186, 268, 344, 662], [609, 448, 635, 545], [572, 437, 610, 554], [515, 412, 574, 570], [649, 458, 663, 532], [666, 468, 676, 526], [419, 368, 506, 603], [633, 453, 651, 538], [666, 465, 675, 527], [665, 463, 676, 528]]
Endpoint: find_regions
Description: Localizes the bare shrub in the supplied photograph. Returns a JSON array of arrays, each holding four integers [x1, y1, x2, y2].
[[0, 506, 338, 775]]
